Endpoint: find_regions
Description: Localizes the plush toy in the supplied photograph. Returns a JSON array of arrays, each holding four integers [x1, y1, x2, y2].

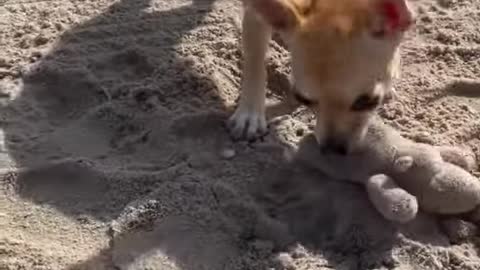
[[293, 117, 480, 223]]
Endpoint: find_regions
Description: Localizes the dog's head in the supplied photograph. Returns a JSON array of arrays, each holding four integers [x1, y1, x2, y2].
[[245, 0, 414, 154]]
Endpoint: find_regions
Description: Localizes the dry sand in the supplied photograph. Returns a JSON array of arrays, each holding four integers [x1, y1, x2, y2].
[[1, 0, 480, 269]]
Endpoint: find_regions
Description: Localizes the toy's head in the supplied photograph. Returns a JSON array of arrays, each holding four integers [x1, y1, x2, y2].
[[293, 118, 399, 181]]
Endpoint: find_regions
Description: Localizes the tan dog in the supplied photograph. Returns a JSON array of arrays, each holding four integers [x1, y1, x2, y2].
[[228, 0, 414, 154]]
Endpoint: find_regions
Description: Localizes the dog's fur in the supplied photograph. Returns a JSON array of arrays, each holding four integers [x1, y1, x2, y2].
[[228, 0, 414, 154]]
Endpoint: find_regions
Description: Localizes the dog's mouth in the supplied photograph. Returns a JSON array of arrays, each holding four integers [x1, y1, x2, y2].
[[318, 141, 349, 156]]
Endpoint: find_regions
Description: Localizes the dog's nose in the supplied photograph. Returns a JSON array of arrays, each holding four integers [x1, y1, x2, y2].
[[320, 137, 348, 155]]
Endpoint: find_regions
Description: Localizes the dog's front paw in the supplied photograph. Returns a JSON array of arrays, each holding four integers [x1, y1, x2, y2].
[[227, 107, 268, 141], [383, 86, 398, 104]]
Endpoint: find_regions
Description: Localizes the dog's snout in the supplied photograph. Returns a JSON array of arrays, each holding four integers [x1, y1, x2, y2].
[[320, 137, 348, 155]]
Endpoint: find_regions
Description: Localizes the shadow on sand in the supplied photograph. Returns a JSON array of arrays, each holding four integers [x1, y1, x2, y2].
[[0, 0, 452, 269]]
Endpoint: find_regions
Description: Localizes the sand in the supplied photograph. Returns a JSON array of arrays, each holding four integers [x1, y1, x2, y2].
[[0, 0, 480, 269]]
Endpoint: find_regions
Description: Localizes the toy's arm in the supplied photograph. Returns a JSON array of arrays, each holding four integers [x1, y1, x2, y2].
[[366, 174, 418, 223], [435, 146, 477, 171]]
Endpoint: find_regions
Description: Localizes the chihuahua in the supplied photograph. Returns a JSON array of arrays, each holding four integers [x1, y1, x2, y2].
[[227, 0, 413, 154]]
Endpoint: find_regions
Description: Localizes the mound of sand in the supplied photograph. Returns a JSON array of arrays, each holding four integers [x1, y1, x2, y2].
[[1, 0, 480, 269]]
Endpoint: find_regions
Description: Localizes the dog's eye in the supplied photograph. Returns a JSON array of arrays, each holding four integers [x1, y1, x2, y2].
[[351, 94, 380, 111], [293, 92, 315, 106]]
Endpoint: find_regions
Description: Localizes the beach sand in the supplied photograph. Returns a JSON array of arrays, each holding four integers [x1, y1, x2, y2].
[[1, 0, 480, 269]]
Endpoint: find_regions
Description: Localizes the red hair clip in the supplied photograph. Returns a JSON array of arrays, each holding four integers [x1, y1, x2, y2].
[[382, 1, 401, 31], [379, 0, 412, 36]]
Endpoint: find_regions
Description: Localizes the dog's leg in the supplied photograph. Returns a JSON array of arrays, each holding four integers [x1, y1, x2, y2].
[[228, 8, 271, 140], [382, 48, 401, 103]]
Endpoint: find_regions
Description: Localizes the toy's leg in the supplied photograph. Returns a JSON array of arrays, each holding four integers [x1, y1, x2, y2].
[[436, 146, 477, 171], [366, 174, 418, 223]]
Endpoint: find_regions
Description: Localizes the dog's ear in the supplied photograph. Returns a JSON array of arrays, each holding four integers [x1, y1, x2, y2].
[[371, 0, 414, 38], [244, 0, 304, 30]]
